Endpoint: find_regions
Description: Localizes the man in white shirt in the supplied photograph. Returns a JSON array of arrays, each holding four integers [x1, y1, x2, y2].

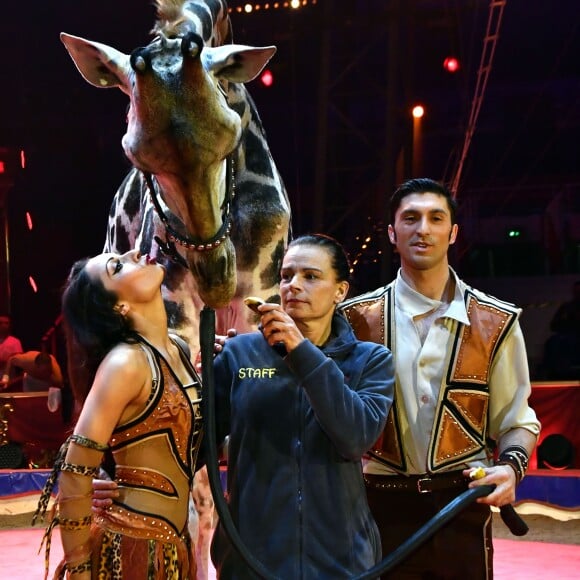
[[341, 178, 540, 579]]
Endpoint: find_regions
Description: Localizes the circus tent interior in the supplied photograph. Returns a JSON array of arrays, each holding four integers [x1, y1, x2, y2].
[[0, 1, 578, 576]]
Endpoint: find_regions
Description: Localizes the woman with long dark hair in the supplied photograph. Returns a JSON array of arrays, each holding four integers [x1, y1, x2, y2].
[[35, 249, 202, 579]]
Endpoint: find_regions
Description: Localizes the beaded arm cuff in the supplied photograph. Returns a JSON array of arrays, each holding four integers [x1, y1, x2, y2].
[[495, 445, 529, 485]]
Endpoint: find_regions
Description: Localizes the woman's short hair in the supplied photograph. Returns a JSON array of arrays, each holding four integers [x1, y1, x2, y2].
[[288, 234, 352, 283]]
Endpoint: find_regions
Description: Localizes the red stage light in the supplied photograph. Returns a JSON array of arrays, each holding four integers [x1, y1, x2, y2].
[[0, 161, 4, 174], [443, 57, 460, 73], [260, 69, 274, 87], [29, 276, 38, 293]]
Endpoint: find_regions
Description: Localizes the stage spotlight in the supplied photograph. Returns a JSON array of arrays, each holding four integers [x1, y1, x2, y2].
[[537, 434, 575, 470], [412, 105, 425, 119], [260, 69, 274, 87], [443, 56, 460, 73]]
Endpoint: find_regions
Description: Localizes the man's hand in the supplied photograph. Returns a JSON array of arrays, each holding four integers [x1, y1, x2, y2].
[[463, 464, 517, 507], [91, 478, 119, 514]]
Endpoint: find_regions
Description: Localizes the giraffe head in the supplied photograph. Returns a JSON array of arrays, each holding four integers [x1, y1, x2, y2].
[[60, 30, 276, 308]]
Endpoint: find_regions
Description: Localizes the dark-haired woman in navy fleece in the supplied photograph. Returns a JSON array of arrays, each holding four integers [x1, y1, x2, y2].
[[211, 234, 395, 579]]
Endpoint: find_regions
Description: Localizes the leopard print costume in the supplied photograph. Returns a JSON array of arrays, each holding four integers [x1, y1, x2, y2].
[[37, 337, 203, 579]]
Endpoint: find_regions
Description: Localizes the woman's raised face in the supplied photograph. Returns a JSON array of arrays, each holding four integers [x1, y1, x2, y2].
[[85, 250, 165, 306], [280, 244, 348, 323]]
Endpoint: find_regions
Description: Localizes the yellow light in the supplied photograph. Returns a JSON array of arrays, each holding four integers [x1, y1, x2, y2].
[[233, 0, 318, 14], [412, 105, 425, 119]]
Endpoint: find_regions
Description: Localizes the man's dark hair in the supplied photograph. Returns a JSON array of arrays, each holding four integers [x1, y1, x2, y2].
[[389, 178, 458, 225], [34, 352, 52, 367]]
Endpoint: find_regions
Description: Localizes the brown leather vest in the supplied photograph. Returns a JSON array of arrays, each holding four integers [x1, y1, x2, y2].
[[341, 282, 519, 474]]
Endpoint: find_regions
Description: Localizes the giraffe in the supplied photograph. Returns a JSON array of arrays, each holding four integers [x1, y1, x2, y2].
[[61, 0, 291, 357], [60, 2, 291, 577]]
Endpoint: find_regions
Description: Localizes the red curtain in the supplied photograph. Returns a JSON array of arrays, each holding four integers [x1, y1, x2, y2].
[[4, 393, 70, 450], [529, 383, 580, 469]]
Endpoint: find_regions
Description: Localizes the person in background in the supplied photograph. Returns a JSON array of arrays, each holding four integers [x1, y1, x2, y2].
[[550, 280, 580, 335], [1, 350, 64, 411], [211, 234, 394, 578], [0, 314, 23, 381], [540, 280, 580, 380], [34, 249, 203, 579], [340, 178, 541, 579], [9, 351, 63, 391]]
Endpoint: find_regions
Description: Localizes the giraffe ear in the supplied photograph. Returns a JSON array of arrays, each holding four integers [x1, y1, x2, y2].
[[60, 32, 132, 94]]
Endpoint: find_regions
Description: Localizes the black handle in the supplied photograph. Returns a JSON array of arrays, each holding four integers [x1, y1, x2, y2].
[[200, 306, 277, 579], [500, 504, 529, 536]]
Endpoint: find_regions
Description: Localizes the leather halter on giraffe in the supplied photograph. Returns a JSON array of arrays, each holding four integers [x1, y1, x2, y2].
[[60, 0, 291, 356]]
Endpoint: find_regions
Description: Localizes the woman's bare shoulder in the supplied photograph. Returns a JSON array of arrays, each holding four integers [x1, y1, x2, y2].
[[94, 343, 149, 393]]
